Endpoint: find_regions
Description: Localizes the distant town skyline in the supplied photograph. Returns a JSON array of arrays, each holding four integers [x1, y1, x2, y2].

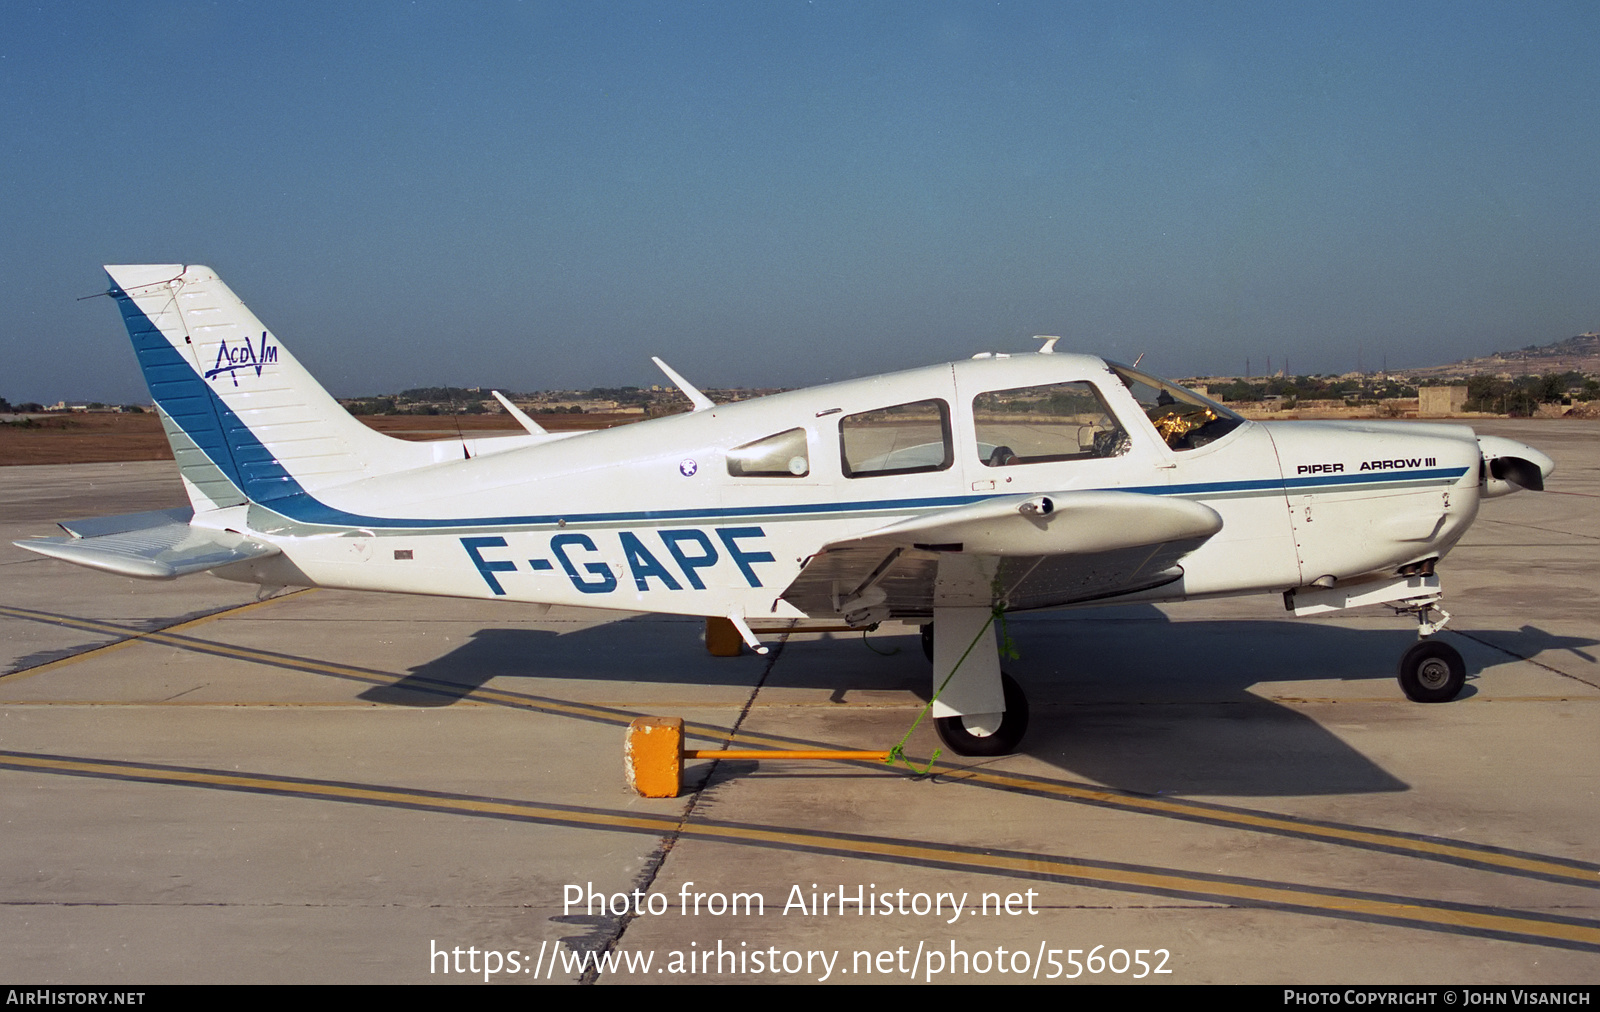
[[3, 2, 1596, 405]]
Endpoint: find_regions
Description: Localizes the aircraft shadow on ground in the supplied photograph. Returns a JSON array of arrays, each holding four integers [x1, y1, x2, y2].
[[357, 617, 763, 706], [358, 609, 1594, 800]]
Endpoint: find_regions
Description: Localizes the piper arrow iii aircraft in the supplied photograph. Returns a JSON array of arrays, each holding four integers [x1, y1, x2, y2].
[[18, 265, 1555, 755]]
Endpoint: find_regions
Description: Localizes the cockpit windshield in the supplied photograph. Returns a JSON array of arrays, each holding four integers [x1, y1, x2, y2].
[[1107, 363, 1245, 451]]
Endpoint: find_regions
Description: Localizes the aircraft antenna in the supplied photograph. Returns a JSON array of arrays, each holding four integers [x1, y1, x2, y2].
[[651, 357, 715, 412], [1033, 335, 1059, 354], [449, 393, 471, 459], [1132, 352, 1145, 368], [492, 391, 548, 435]]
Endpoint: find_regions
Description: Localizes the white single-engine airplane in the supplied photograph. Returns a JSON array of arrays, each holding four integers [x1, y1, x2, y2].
[[18, 265, 1555, 755]]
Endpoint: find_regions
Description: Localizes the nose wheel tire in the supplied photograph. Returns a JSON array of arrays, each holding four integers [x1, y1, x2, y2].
[[1398, 640, 1466, 703], [935, 673, 1029, 756]]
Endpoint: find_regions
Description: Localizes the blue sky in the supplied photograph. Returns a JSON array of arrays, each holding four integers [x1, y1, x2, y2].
[[2, 1, 1595, 403]]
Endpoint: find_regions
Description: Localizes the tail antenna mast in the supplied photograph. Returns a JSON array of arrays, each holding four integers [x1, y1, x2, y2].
[[651, 357, 715, 412]]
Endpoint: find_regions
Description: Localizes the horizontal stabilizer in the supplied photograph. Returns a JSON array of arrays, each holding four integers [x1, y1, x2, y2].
[[15, 510, 278, 580]]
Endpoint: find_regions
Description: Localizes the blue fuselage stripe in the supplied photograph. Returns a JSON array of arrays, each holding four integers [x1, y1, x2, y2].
[[263, 465, 1468, 532]]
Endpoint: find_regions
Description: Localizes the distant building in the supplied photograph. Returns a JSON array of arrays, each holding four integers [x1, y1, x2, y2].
[[1419, 386, 1468, 417]]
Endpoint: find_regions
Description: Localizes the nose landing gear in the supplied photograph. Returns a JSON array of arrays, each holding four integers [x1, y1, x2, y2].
[[1394, 597, 1465, 702], [1287, 575, 1469, 703]]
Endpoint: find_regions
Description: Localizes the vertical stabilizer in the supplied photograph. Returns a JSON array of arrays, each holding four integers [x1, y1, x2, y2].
[[105, 264, 416, 508]]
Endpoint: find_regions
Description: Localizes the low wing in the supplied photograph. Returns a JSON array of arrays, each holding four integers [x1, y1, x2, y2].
[[780, 490, 1222, 622], [14, 507, 279, 580]]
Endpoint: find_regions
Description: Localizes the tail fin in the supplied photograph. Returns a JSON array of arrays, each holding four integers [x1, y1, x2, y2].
[[106, 264, 415, 510]]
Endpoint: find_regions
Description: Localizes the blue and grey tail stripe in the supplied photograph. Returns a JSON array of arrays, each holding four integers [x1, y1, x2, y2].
[[115, 286, 306, 506]]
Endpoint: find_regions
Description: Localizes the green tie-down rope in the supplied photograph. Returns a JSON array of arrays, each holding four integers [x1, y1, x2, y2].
[[886, 603, 1010, 775]]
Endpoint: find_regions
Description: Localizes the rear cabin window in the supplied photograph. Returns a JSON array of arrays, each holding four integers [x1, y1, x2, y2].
[[726, 428, 811, 477], [839, 399, 953, 478], [972, 381, 1129, 466]]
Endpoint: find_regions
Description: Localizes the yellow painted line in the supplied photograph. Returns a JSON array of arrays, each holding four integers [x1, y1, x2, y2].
[[940, 768, 1600, 886], [2, 749, 1595, 950], [4, 605, 1594, 889], [1269, 696, 1600, 703], [0, 592, 312, 684], [696, 722, 1600, 887], [0, 699, 474, 708], [1455, 696, 1600, 703], [0, 600, 648, 723]]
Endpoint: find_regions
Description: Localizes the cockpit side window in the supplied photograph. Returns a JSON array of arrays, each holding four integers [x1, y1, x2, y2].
[[1108, 363, 1245, 451], [726, 428, 811, 477], [972, 382, 1128, 466], [839, 399, 953, 478]]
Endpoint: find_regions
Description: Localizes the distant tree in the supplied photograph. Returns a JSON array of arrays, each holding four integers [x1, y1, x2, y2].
[[1537, 373, 1566, 403], [1464, 375, 1539, 416], [345, 397, 396, 415], [1215, 380, 1263, 402], [398, 386, 482, 402]]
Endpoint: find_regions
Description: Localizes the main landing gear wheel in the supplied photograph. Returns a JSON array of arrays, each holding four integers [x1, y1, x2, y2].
[[935, 672, 1029, 757], [1397, 640, 1466, 703]]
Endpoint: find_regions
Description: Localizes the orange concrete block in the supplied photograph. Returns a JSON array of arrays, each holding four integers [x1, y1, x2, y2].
[[705, 616, 744, 657], [624, 716, 684, 798]]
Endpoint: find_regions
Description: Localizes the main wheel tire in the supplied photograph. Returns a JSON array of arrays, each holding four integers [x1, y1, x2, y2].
[[920, 623, 934, 663], [1398, 640, 1466, 703], [935, 672, 1029, 756]]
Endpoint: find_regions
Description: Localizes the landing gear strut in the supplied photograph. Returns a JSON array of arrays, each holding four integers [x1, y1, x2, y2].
[[935, 672, 1029, 756], [924, 610, 1031, 757], [1393, 595, 1465, 702]]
